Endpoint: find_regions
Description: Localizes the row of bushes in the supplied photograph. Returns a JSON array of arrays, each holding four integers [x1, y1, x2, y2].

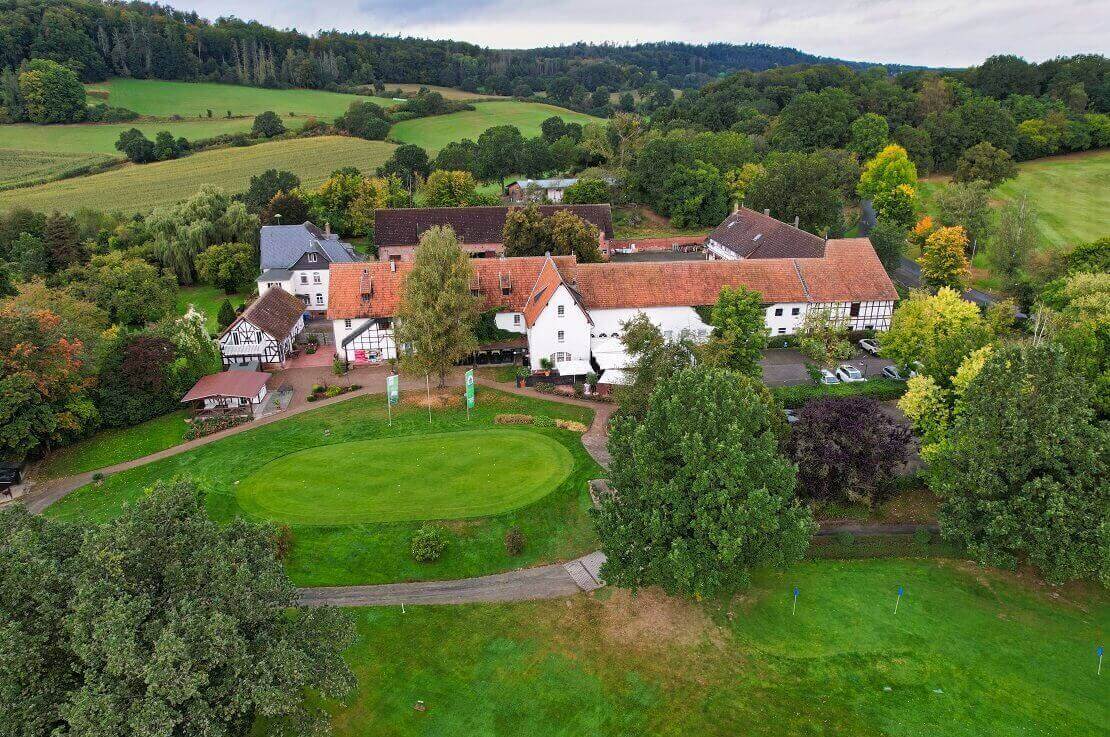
[[410, 524, 525, 562], [183, 414, 252, 440], [494, 413, 589, 432], [772, 378, 907, 408], [306, 383, 361, 402]]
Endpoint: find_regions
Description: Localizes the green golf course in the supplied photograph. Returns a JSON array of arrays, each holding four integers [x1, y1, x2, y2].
[[235, 430, 574, 524]]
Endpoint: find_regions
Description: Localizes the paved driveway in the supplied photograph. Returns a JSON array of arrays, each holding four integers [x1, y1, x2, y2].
[[761, 348, 895, 386]]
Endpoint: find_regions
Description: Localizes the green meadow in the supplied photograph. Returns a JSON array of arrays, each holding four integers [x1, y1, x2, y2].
[[390, 100, 602, 152]]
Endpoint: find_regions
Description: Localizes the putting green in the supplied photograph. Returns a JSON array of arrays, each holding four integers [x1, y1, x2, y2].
[[234, 429, 574, 525]]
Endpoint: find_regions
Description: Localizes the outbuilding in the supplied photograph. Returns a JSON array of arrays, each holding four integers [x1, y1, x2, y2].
[[181, 371, 270, 413]]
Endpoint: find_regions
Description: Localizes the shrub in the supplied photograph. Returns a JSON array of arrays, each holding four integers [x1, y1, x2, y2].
[[835, 531, 855, 547], [555, 419, 589, 433], [274, 524, 294, 560], [311, 384, 324, 394], [92, 472, 104, 482], [494, 413, 534, 425], [772, 378, 907, 408], [324, 386, 343, 398], [504, 527, 525, 556], [411, 525, 446, 562], [532, 415, 556, 427], [913, 528, 932, 547]]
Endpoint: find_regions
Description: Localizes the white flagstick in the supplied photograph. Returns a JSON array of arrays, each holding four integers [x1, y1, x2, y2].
[[401, 602, 406, 615], [894, 586, 904, 614]]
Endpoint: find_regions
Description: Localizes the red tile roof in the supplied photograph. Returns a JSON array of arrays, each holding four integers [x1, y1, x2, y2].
[[181, 371, 269, 402], [328, 256, 576, 320], [374, 205, 614, 247], [706, 207, 826, 259], [228, 287, 305, 339]]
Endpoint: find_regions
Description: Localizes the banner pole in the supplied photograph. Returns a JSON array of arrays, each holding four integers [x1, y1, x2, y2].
[[426, 374, 432, 424]]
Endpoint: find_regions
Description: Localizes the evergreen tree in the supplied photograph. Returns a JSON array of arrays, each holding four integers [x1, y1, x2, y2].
[[41, 212, 83, 273], [217, 298, 236, 330]]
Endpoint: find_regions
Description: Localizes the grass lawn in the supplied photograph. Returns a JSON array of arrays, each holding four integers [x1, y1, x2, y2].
[[35, 411, 189, 479], [389, 101, 602, 152], [235, 429, 573, 524], [45, 388, 602, 587], [88, 78, 396, 119], [381, 83, 504, 100], [176, 285, 248, 333], [332, 558, 1107, 736], [0, 136, 396, 214]]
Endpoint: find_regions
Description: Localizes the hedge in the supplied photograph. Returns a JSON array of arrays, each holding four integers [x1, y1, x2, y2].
[[772, 378, 907, 408]]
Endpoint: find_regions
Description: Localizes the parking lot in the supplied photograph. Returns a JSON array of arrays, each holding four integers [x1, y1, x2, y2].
[[760, 348, 896, 387]]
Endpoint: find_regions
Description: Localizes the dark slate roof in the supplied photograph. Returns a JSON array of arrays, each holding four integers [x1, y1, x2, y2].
[[258, 268, 294, 281], [259, 222, 358, 269], [706, 208, 826, 259], [233, 287, 304, 340], [373, 205, 615, 247]]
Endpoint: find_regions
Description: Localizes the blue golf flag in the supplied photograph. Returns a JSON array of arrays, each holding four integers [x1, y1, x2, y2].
[[1099, 646, 1104, 656], [898, 586, 904, 596], [793, 587, 800, 596]]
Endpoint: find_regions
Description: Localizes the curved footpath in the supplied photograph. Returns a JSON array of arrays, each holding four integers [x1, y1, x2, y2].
[[22, 376, 934, 607]]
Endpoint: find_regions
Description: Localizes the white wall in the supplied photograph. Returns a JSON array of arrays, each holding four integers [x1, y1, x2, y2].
[[495, 312, 527, 333], [765, 302, 809, 336], [257, 278, 293, 299], [333, 318, 398, 363], [527, 285, 591, 371], [589, 306, 710, 342], [290, 268, 330, 310]]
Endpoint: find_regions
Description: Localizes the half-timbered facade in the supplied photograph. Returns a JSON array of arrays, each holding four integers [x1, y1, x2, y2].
[[219, 287, 306, 368]]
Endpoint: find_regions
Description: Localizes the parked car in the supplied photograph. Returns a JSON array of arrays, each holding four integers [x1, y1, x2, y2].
[[784, 409, 799, 424], [882, 365, 905, 381], [817, 368, 840, 385], [859, 338, 880, 355], [835, 364, 865, 383]]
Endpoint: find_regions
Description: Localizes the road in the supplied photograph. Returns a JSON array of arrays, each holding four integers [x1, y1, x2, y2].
[[895, 257, 1004, 309]]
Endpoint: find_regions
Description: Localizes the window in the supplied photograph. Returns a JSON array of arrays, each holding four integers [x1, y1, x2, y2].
[[850, 302, 861, 317], [513, 314, 521, 326], [791, 307, 800, 316], [774, 307, 783, 316], [344, 319, 352, 329], [865, 324, 874, 330], [307, 253, 318, 263], [300, 274, 308, 284], [777, 328, 787, 335], [255, 331, 263, 343], [557, 305, 565, 317], [315, 294, 324, 306], [313, 272, 321, 284], [557, 330, 565, 342]]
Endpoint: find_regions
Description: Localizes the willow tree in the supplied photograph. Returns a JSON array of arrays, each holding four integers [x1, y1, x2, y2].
[[395, 226, 479, 387]]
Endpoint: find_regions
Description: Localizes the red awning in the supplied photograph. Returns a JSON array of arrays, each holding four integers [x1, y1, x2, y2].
[[181, 371, 270, 402]]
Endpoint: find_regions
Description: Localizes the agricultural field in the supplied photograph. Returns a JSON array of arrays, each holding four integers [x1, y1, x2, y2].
[[0, 148, 117, 189], [45, 388, 602, 587], [334, 559, 1107, 736], [87, 78, 396, 119], [0, 136, 395, 213], [918, 149, 1110, 250], [390, 100, 602, 152], [0, 118, 278, 154], [380, 82, 503, 100]]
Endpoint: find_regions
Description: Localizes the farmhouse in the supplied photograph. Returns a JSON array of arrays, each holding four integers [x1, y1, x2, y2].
[[507, 178, 580, 203], [219, 287, 306, 368], [705, 207, 827, 260], [257, 221, 358, 313], [374, 205, 615, 262], [328, 237, 897, 374]]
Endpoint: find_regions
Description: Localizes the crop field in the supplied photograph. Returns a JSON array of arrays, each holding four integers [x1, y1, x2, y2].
[[0, 136, 396, 213], [380, 82, 503, 100], [88, 78, 397, 119], [0, 148, 118, 189], [390, 100, 602, 152], [0, 118, 276, 154]]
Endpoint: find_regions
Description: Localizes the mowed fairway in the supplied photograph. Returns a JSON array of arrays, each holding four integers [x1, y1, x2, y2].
[[89, 78, 397, 119], [390, 100, 602, 152], [335, 559, 1108, 736], [235, 430, 573, 524], [0, 136, 395, 213], [994, 150, 1110, 247]]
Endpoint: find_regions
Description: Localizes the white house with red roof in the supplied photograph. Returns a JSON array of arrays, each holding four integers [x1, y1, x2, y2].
[[326, 227, 898, 376]]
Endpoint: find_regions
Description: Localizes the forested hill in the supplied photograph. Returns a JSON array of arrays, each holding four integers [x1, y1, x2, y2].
[[1, 0, 921, 99]]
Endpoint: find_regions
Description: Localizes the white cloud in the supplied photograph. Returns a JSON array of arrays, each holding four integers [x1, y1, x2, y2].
[[181, 0, 1109, 67]]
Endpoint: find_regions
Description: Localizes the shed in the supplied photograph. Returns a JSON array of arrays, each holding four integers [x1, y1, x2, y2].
[[181, 371, 270, 411]]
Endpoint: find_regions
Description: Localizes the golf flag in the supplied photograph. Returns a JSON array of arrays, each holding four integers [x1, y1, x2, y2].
[[387, 374, 400, 406], [792, 586, 799, 615], [895, 585, 904, 614], [1098, 646, 1104, 676], [465, 369, 476, 410]]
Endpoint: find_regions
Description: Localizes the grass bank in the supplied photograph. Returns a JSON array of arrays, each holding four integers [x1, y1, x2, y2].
[[389, 101, 601, 152]]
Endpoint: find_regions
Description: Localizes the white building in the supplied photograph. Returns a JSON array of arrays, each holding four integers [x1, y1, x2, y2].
[[218, 287, 306, 369], [705, 207, 827, 261], [257, 222, 358, 314], [326, 238, 898, 375]]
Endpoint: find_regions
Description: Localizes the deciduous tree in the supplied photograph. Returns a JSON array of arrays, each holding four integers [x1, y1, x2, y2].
[[935, 180, 993, 256], [663, 161, 729, 228], [244, 169, 300, 213], [848, 113, 890, 158], [395, 227, 479, 387], [954, 141, 1018, 187], [562, 178, 610, 204], [881, 287, 993, 385], [988, 193, 1040, 279], [596, 365, 815, 597], [745, 151, 844, 235], [377, 144, 432, 189], [873, 183, 919, 232], [18, 59, 85, 123], [194, 242, 257, 294], [65, 252, 177, 326], [795, 307, 852, 369], [918, 225, 971, 292], [422, 170, 481, 207], [475, 125, 524, 186], [857, 144, 918, 200], [146, 186, 258, 284], [867, 219, 907, 274], [704, 285, 767, 377], [251, 109, 286, 137]]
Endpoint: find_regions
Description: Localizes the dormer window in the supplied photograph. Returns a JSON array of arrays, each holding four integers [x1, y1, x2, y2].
[[499, 272, 512, 296], [307, 253, 319, 263], [359, 270, 373, 302], [470, 274, 481, 297]]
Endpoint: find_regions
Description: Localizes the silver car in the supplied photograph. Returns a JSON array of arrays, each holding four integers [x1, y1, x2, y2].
[[835, 364, 865, 383], [858, 338, 880, 355]]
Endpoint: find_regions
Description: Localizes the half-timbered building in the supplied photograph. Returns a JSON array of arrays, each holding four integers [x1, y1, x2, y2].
[[218, 287, 306, 368]]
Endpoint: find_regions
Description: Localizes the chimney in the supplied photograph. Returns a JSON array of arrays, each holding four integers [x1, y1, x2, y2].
[[794, 216, 800, 228], [764, 208, 770, 217], [324, 221, 331, 237], [732, 201, 740, 214]]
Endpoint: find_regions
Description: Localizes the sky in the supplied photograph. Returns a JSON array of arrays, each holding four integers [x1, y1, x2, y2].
[[181, 0, 1109, 68]]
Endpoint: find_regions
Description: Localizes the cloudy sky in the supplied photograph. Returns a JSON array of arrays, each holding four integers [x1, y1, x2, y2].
[[181, 0, 1108, 67]]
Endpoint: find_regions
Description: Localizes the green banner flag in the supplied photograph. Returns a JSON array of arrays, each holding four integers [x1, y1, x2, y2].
[[465, 369, 475, 409], [387, 374, 400, 406]]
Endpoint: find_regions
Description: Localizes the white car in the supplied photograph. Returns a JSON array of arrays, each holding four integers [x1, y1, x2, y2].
[[859, 338, 880, 356], [817, 368, 840, 385], [835, 364, 865, 383], [882, 365, 905, 381], [784, 409, 799, 424]]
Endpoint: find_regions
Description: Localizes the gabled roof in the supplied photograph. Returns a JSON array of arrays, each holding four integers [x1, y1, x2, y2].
[[181, 371, 269, 402], [328, 256, 577, 320], [512, 178, 578, 189], [230, 287, 305, 340], [522, 257, 591, 327], [259, 222, 358, 269], [373, 205, 615, 247], [706, 207, 826, 259]]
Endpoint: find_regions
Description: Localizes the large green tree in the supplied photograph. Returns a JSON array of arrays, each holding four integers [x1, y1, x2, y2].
[[704, 285, 767, 377], [867, 218, 907, 274], [0, 479, 356, 737], [931, 344, 1109, 586], [65, 252, 177, 327], [474, 125, 525, 186], [745, 151, 844, 235], [595, 365, 815, 597], [502, 205, 602, 262], [881, 287, 993, 385], [17, 59, 85, 123], [954, 141, 1018, 187], [935, 180, 993, 256], [194, 242, 258, 294], [146, 186, 258, 284], [395, 226, 480, 387], [857, 144, 918, 200], [663, 160, 729, 228], [377, 144, 431, 188], [243, 169, 300, 213]]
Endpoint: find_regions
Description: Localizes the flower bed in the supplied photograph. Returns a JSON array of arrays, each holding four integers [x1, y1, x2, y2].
[[183, 414, 252, 440], [306, 384, 362, 402]]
